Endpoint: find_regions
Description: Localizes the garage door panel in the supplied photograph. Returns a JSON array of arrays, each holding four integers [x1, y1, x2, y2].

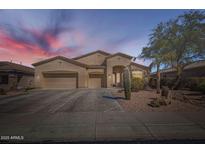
[[44, 77, 76, 89], [88, 78, 101, 88], [43, 73, 77, 78]]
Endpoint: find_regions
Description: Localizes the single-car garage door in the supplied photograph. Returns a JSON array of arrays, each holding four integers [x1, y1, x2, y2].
[[42, 71, 78, 89], [88, 73, 103, 88], [88, 78, 101, 88]]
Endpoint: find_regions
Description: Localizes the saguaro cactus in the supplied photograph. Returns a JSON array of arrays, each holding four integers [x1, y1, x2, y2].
[[123, 67, 131, 100]]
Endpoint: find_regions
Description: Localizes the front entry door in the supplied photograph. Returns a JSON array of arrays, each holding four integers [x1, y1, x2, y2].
[[112, 72, 123, 87]]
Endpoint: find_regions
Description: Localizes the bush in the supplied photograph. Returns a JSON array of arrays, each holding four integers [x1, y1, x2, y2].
[[24, 87, 35, 92], [0, 88, 7, 95], [160, 77, 205, 90], [160, 78, 176, 89], [197, 81, 205, 94], [183, 77, 205, 91], [131, 77, 144, 92]]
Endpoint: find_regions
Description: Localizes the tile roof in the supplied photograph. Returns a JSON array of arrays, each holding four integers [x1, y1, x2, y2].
[[0, 61, 34, 74], [73, 50, 110, 60]]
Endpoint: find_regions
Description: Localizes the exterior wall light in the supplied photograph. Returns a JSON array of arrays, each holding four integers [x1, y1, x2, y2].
[[36, 75, 40, 80]]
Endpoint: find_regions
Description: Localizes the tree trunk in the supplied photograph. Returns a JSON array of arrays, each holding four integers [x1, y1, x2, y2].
[[156, 63, 161, 94], [172, 66, 182, 90]]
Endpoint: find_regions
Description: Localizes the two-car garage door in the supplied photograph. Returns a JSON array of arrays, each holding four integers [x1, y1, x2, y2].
[[42, 71, 104, 89], [43, 71, 78, 89], [44, 78, 77, 89]]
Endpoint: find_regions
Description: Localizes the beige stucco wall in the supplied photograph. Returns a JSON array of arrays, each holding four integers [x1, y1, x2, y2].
[[106, 55, 131, 88], [33, 55, 149, 89], [34, 59, 88, 88], [131, 65, 149, 77], [87, 69, 104, 74], [18, 76, 34, 89], [76, 53, 108, 65]]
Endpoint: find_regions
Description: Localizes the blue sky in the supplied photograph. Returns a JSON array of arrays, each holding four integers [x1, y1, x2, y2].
[[0, 9, 189, 66]]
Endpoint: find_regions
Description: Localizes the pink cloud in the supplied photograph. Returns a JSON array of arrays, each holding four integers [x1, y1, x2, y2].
[[0, 30, 55, 66]]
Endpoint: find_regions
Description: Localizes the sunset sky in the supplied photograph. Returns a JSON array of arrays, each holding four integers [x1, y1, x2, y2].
[[0, 9, 188, 67]]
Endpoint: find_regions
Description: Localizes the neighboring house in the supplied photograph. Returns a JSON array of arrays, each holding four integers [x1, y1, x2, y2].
[[150, 60, 205, 87], [32, 50, 149, 89], [150, 60, 205, 79], [0, 61, 34, 91]]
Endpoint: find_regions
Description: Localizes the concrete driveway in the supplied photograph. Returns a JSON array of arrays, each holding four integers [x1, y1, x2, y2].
[[1, 88, 205, 143], [0, 89, 123, 113]]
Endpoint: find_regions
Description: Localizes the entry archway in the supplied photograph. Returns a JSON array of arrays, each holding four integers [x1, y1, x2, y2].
[[112, 65, 125, 87]]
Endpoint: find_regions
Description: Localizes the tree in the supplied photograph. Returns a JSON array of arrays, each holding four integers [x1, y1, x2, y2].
[[140, 10, 205, 92], [140, 22, 167, 93], [163, 10, 205, 89]]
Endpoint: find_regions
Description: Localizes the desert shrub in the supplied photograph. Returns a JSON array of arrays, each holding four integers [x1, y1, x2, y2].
[[160, 78, 175, 88], [183, 77, 205, 91], [0, 88, 7, 95], [197, 81, 205, 94], [160, 77, 205, 90], [131, 77, 144, 92], [183, 78, 197, 90], [150, 77, 175, 89], [24, 87, 35, 92]]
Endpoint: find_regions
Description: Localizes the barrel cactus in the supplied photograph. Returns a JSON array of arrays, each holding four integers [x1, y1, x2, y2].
[[123, 67, 131, 100]]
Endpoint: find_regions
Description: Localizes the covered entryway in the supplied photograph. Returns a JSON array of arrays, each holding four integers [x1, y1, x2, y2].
[[42, 71, 78, 89], [112, 65, 125, 87], [88, 73, 104, 88]]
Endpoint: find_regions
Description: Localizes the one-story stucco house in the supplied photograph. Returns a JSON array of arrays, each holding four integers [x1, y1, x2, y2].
[[32, 50, 149, 89], [150, 60, 205, 79], [0, 61, 34, 91], [149, 60, 205, 88]]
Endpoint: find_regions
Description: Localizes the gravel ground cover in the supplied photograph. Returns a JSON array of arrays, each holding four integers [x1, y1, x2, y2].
[[112, 89, 205, 112]]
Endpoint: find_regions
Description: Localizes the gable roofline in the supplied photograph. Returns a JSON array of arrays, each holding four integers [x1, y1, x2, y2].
[[73, 50, 111, 60], [32, 56, 88, 68], [131, 62, 149, 71], [0, 61, 34, 74], [106, 52, 133, 60]]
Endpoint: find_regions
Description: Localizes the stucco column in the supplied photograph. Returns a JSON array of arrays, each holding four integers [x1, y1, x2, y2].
[[106, 66, 113, 88], [114, 73, 117, 86]]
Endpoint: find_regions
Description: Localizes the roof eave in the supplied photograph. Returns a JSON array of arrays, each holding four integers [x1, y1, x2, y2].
[[106, 52, 133, 60], [131, 62, 149, 70], [73, 50, 111, 60], [32, 56, 88, 68]]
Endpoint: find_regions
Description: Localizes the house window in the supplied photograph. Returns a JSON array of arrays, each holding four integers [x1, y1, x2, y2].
[[0, 75, 9, 84], [132, 71, 143, 79]]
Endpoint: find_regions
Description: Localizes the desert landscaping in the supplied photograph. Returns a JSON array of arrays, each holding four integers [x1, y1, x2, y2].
[[0, 10, 205, 143], [112, 89, 205, 112]]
